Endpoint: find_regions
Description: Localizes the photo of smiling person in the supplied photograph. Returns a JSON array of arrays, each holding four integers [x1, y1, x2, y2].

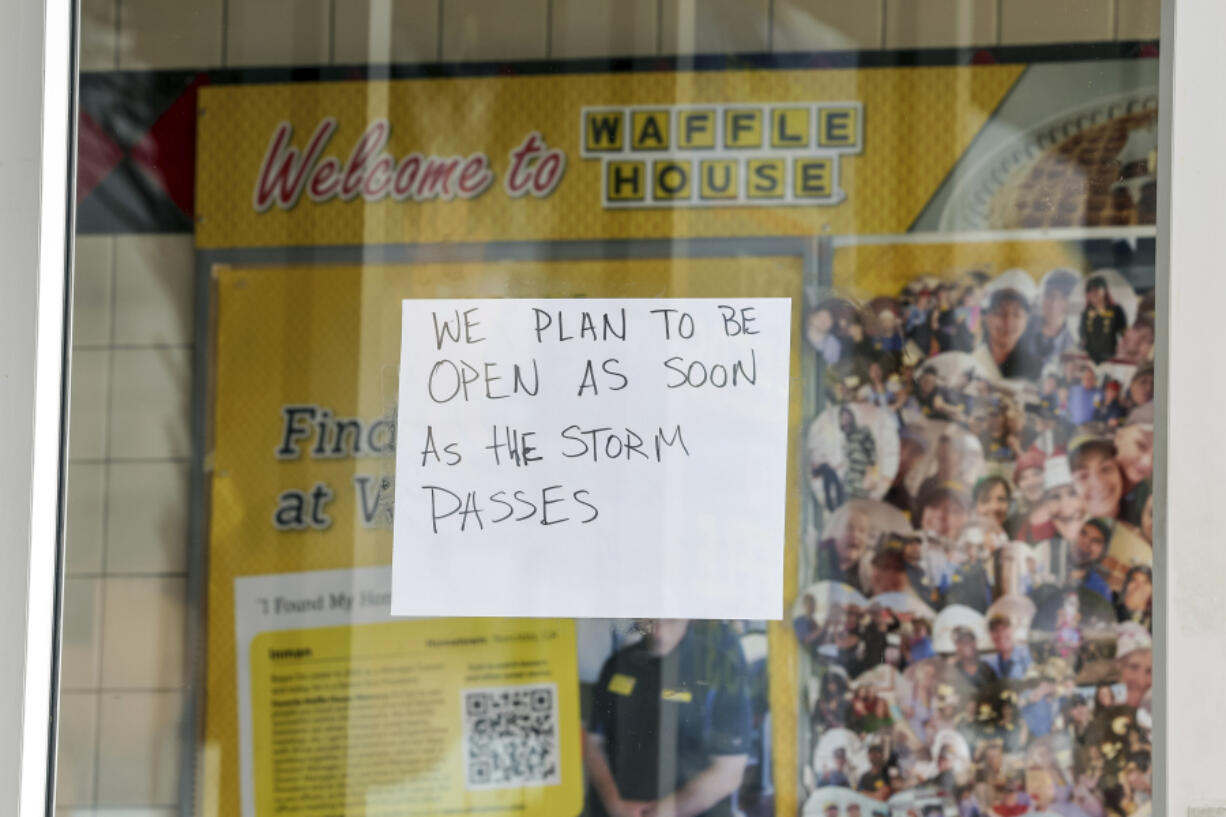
[[1069, 436, 1125, 521]]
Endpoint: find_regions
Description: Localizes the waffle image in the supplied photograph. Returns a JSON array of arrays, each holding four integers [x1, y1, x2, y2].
[[986, 109, 1158, 229]]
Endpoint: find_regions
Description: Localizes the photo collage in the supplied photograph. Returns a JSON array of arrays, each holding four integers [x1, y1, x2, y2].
[[795, 242, 1155, 817]]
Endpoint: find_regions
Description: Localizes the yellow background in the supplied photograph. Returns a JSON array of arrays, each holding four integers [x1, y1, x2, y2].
[[250, 619, 581, 817], [205, 256, 808, 817], [196, 65, 1023, 248], [831, 238, 1090, 302]]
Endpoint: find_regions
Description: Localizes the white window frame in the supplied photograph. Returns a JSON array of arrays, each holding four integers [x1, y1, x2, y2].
[[1155, 0, 1226, 815], [0, 0, 75, 806], [2, 0, 1217, 813]]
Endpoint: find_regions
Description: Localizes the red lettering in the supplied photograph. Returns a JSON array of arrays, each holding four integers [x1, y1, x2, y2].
[[340, 119, 390, 200], [457, 155, 493, 197], [415, 157, 462, 200], [252, 118, 502, 211], [307, 157, 341, 201], [392, 154, 422, 200], [531, 150, 565, 196], [363, 154, 395, 200], [505, 132, 544, 197], [252, 119, 337, 211]]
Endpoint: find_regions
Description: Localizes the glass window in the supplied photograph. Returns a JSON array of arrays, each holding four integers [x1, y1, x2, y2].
[[55, 3, 1161, 817]]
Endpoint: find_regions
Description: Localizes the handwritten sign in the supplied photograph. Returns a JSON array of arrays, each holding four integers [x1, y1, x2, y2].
[[391, 298, 792, 619]]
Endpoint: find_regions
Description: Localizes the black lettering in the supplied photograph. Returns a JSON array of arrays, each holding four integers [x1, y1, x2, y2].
[[604, 434, 624, 460], [485, 425, 509, 465], [532, 308, 552, 343], [742, 306, 759, 334], [580, 311, 596, 340], [601, 358, 628, 390], [824, 111, 851, 143], [520, 431, 542, 465], [459, 491, 484, 531], [650, 308, 678, 339], [775, 111, 802, 143], [638, 116, 665, 147], [752, 162, 779, 191], [655, 425, 690, 459], [730, 111, 755, 143], [431, 310, 462, 350], [733, 348, 758, 385], [353, 476, 386, 527], [512, 489, 538, 521], [309, 482, 334, 529], [658, 164, 687, 194], [489, 490, 515, 523], [461, 308, 484, 344], [428, 360, 461, 403], [422, 485, 462, 533], [560, 425, 587, 458], [512, 360, 540, 395], [277, 405, 318, 458], [484, 362, 506, 399], [684, 113, 709, 144], [573, 489, 599, 523], [799, 161, 830, 197], [540, 485, 569, 526], [588, 113, 621, 148], [663, 356, 687, 388], [603, 309, 626, 341], [577, 360, 599, 397], [330, 418, 362, 456], [704, 162, 732, 193], [625, 428, 647, 460], [610, 164, 641, 197], [366, 418, 394, 454], [273, 490, 307, 529], [420, 425, 441, 465], [312, 409, 332, 457]]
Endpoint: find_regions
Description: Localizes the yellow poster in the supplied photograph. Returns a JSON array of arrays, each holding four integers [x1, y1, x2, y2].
[[195, 65, 1024, 247], [205, 256, 807, 817]]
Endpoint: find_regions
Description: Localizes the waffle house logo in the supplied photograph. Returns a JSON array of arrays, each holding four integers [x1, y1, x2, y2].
[[580, 103, 862, 208]]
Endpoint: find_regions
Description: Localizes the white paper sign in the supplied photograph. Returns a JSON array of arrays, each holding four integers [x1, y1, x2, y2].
[[391, 298, 792, 619]]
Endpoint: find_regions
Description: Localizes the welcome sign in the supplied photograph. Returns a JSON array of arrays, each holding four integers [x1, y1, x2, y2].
[[195, 64, 1024, 247]]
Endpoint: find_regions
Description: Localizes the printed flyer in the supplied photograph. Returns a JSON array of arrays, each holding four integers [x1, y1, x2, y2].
[[195, 53, 1157, 817]]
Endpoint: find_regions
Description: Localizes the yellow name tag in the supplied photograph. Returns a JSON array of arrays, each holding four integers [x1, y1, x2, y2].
[[608, 673, 637, 696], [661, 688, 692, 703]]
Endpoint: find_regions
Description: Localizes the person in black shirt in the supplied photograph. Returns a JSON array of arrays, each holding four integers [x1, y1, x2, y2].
[[949, 626, 997, 691], [934, 284, 961, 352], [585, 619, 752, 817], [1079, 276, 1128, 364], [858, 604, 900, 673], [914, 367, 958, 422], [979, 288, 1043, 381], [857, 743, 893, 800], [841, 312, 884, 367]]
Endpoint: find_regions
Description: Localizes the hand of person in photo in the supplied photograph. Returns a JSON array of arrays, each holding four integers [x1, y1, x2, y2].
[[610, 798, 654, 817], [641, 798, 670, 817]]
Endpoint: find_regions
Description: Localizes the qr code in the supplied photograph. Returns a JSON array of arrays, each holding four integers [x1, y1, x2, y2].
[[462, 684, 560, 790]]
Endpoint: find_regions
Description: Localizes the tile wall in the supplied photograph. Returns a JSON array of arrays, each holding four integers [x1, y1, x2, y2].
[[60, 0, 1159, 814]]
